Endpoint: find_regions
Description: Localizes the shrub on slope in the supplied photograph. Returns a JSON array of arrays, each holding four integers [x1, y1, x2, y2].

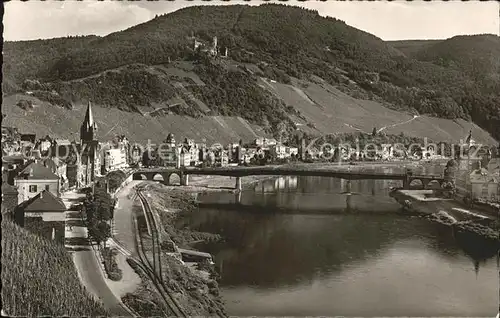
[[1, 219, 109, 317], [190, 59, 297, 136]]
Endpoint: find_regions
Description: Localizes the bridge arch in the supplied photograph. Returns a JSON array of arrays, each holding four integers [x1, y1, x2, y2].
[[133, 173, 148, 181], [168, 172, 181, 186], [409, 179, 424, 189], [152, 173, 165, 182], [427, 179, 442, 189]]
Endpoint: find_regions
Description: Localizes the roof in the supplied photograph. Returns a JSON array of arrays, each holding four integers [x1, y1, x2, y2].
[[3, 155, 27, 163], [1, 182, 18, 194], [82, 101, 95, 129], [17, 190, 66, 212], [17, 162, 59, 180], [54, 139, 71, 145], [42, 159, 57, 173]]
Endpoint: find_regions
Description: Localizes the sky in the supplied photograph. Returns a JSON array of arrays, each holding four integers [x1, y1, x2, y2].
[[3, 0, 500, 42]]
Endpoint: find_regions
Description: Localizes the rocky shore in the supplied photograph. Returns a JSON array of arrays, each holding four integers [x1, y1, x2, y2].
[[391, 189, 499, 247], [124, 175, 272, 317]]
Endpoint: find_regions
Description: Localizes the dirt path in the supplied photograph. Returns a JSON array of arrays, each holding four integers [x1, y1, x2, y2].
[[377, 115, 420, 133]]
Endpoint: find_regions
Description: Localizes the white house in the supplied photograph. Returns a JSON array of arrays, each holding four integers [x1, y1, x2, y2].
[[271, 144, 287, 159], [469, 167, 499, 201], [15, 162, 60, 204], [103, 147, 128, 172]]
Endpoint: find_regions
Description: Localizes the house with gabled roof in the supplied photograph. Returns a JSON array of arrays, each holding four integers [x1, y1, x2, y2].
[[14, 162, 60, 204], [15, 190, 66, 240], [16, 189, 66, 220]]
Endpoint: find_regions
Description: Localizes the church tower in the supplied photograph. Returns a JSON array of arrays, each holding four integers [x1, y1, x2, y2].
[[79, 101, 100, 185], [80, 101, 98, 142]]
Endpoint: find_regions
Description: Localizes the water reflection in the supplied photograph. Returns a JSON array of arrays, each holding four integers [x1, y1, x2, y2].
[[190, 169, 497, 316], [199, 176, 400, 213]]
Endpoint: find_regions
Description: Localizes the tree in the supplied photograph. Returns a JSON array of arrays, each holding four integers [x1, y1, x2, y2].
[[94, 187, 113, 221], [88, 221, 111, 248], [372, 127, 377, 137], [107, 170, 126, 192]]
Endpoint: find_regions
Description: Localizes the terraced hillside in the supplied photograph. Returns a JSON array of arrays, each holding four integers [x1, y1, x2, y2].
[[255, 76, 496, 144], [3, 4, 499, 144], [3, 68, 496, 145], [1, 219, 108, 317], [2, 93, 266, 144]]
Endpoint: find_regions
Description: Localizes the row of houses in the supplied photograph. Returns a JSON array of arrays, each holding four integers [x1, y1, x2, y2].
[[141, 134, 299, 168], [1, 102, 128, 239]]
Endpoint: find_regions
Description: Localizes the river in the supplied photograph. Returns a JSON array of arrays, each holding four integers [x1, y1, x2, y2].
[[186, 165, 499, 317]]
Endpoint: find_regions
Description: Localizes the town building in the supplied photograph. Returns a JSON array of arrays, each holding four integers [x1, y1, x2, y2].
[[14, 162, 60, 204], [20, 133, 36, 147], [254, 137, 277, 149], [51, 139, 72, 159], [36, 135, 53, 155], [15, 189, 66, 223], [178, 147, 192, 168], [103, 148, 127, 172], [270, 143, 287, 160], [181, 138, 200, 166], [469, 167, 499, 201], [1, 126, 20, 143], [15, 190, 67, 241], [486, 144, 500, 176], [43, 158, 68, 192], [130, 145, 143, 167], [380, 145, 394, 160], [2, 140, 22, 156], [214, 149, 229, 167], [102, 139, 128, 173], [158, 133, 178, 167], [286, 147, 299, 158]]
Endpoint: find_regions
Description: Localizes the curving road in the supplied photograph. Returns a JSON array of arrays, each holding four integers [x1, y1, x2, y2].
[[113, 180, 143, 254], [61, 190, 133, 317], [72, 250, 132, 316]]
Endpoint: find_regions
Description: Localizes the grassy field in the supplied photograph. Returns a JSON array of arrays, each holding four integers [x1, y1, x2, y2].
[[1, 219, 109, 317]]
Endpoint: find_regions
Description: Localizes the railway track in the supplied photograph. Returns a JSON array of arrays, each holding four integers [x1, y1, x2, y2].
[[135, 189, 188, 318]]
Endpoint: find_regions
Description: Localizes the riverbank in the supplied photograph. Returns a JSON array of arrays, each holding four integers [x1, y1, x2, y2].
[[129, 174, 287, 316], [390, 189, 499, 246]]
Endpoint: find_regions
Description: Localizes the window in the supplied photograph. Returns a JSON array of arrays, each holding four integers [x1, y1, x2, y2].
[[29, 185, 37, 193], [45, 185, 50, 191]]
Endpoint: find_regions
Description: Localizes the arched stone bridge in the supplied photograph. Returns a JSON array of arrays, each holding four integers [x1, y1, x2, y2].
[[133, 166, 447, 190]]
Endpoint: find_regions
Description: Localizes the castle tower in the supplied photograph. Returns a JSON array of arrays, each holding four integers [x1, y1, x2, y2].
[[212, 36, 218, 56]]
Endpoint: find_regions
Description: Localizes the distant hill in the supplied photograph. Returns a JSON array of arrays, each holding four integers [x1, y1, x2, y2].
[[413, 35, 500, 85], [389, 34, 500, 141], [3, 4, 499, 143], [387, 39, 443, 58]]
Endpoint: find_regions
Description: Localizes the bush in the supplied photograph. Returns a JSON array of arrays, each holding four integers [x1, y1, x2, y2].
[[16, 99, 34, 110], [102, 247, 123, 281]]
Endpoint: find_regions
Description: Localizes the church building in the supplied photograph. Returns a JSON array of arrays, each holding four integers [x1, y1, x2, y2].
[[77, 101, 101, 187]]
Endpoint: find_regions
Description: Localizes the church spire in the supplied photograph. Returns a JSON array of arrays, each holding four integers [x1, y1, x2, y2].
[[80, 101, 98, 142], [84, 101, 94, 128]]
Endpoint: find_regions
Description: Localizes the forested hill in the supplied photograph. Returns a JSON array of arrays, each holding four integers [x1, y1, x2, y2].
[[3, 4, 500, 141]]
